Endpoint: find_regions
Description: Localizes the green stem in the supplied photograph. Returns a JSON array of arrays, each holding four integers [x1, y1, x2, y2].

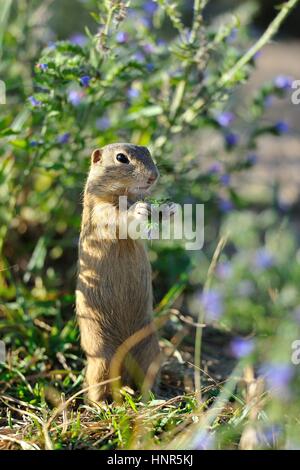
[[190, 0, 208, 43], [194, 235, 228, 404], [0, 0, 12, 59], [219, 0, 300, 87]]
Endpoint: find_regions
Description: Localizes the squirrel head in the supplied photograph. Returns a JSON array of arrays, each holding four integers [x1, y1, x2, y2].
[[87, 143, 160, 199]]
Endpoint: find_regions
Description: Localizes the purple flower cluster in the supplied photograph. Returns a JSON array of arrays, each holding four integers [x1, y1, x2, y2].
[[127, 87, 140, 100], [227, 28, 238, 44], [116, 31, 129, 44], [80, 75, 91, 88], [134, 51, 145, 63], [36, 63, 48, 72], [230, 337, 255, 358], [96, 117, 111, 131], [275, 121, 289, 134], [216, 111, 235, 128], [193, 431, 215, 450], [254, 248, 274, 271], [246, 154, 258, 166], [57, 132, 70, 144], [225, 132, 239, 147], [220, 174, 230, 186], [208, 162, 222, 174], [68, 90, 85, 106], [143, 43, 155, 54], [30, 140, 44, 147], [199, 289, 224, 322], [70, 33, 87, 47], [274, 75, 293, 90], [143, 0, 158, 15], [207, 163, 230, 187], [28, 96, 42, 107], [259, 363, 294, 399], [218, 198, 234, 213]]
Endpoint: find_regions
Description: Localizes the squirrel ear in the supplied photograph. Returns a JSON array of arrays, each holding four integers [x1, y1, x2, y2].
[[91, 148, 102, 164]]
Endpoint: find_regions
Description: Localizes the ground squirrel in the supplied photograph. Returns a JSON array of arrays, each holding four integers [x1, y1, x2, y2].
[[76, 143, 163, 402]]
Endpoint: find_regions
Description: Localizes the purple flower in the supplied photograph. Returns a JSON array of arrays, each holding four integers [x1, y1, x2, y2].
[[30, 140, 43, 147], [134, 51, 145, 63], [225, 132, 240, 147], [218, 198, 234, 213], [143, 0, 158, 15], [47, 41, 56, 50], [80, 75, 91, 88], [253, 50, 262, 61], [36, 63, 48, 72], [96, 116, 111, 131], [146, 63, 154, 72], [68, 90, 84, 106], [199, 289, 224, 322], [246, 154, 258, 166], [157, 39, 167, 47], [264, 95, 273, 108], [259, 363, 294, 399], [140, 16, 151, 28], [116, 31, 129, 44], [274, 75, 293, 90], [208, 162, 222, 174], [57, 132, 70, 144], [216, 262, 232, 280], [193, 431, 215, 450], [70, 33, 87, 47], [220, 174, 230, 186], [227, 28, 238, 44], [127, 87, 140, 100], [275, 121, 289, 134], [216, 111, 235, 128], [254, 248, 274, 270], [143, 43, 155, 54], [230, 337, 255, 358], [28, 96, 42, 107]]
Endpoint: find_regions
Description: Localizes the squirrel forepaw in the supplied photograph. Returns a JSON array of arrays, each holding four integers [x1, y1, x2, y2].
[[130, 201, 151, 221]]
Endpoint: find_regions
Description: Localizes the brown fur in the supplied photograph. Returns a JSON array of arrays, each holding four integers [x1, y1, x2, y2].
[[76, 143, 161, 402]]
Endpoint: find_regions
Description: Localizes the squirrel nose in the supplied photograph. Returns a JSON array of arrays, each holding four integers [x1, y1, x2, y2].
[[147, 174, 157, 185]]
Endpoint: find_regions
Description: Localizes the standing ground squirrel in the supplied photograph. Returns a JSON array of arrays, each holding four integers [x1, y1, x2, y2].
[[76, 143, 163, 402]]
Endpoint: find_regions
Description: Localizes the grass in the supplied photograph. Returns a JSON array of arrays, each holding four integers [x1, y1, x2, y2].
[[0, 277, 262, 451]]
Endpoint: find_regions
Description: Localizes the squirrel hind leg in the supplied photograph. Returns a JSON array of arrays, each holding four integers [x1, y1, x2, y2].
[[85, 356, 111, 404]]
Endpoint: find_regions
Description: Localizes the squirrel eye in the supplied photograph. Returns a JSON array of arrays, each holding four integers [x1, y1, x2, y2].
[[116, 153, 130, 164]]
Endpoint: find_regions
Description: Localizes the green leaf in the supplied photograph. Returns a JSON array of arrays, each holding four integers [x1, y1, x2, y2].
[[26, 237, 47, 273], [10, 139, 28, 149], [125, 106, 163, 122]]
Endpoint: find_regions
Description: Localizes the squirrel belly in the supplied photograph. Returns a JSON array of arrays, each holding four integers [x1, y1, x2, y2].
[[77, 237, 153, 345]]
